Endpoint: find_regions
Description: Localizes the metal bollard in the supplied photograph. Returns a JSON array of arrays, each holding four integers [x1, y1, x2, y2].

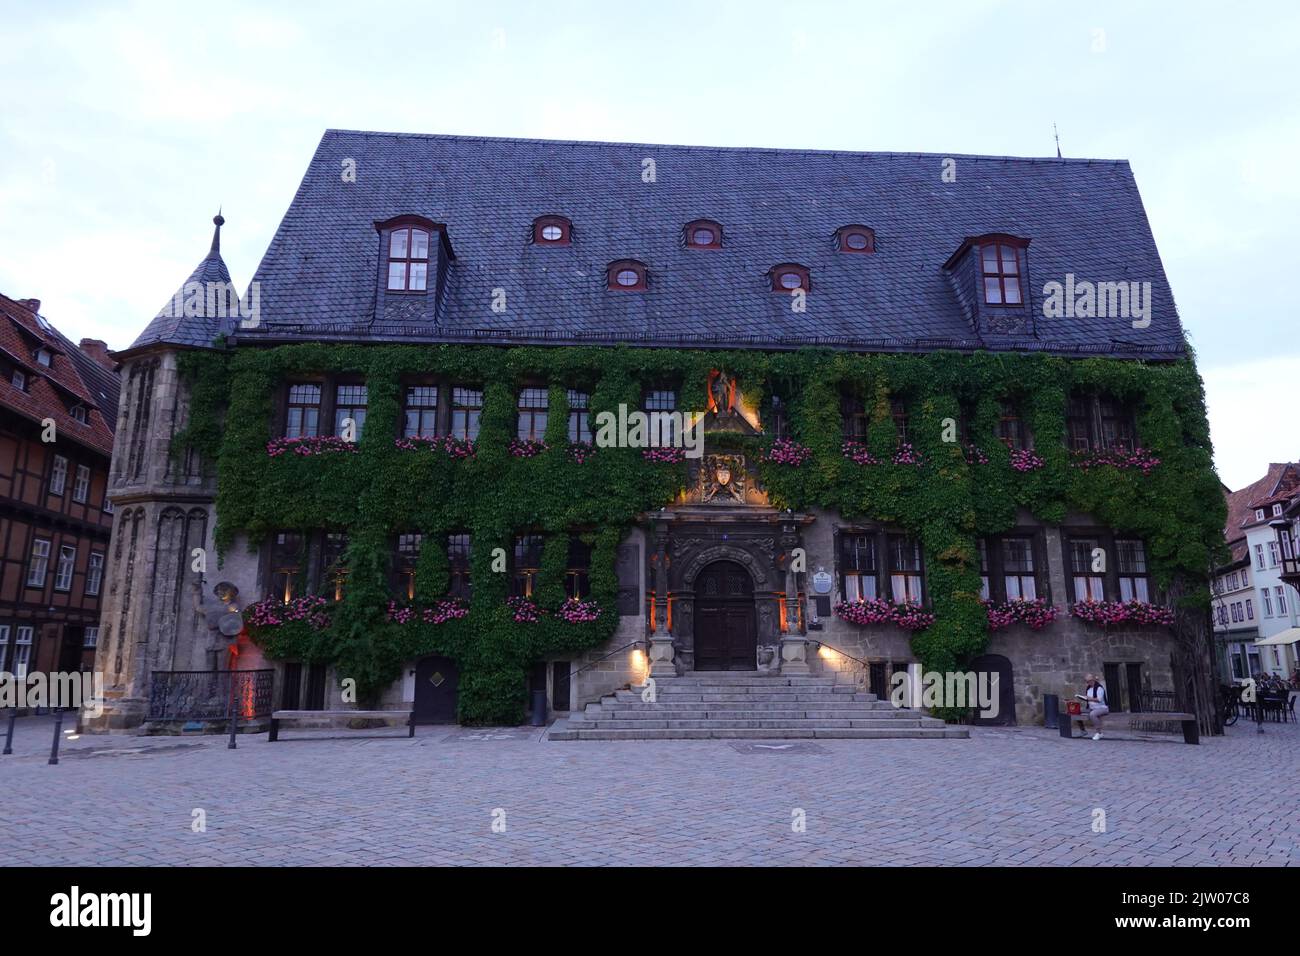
[[3, 708, 16, 755], [49, 708, 65, 765]]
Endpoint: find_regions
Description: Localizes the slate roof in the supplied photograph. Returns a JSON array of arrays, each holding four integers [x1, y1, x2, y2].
[[231, 130, 1187, 357], [0, 293, 118, 457], [125, 215, 238, 354]]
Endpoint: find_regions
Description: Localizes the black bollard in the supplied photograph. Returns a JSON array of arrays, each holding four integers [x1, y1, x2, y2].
[[3, 708, 16, 755], [49, 708, 64, 765]]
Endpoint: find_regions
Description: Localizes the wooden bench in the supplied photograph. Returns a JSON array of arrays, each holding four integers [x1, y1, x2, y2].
[[1059, 708, 1199, 744], [268, 709, 415, 741]]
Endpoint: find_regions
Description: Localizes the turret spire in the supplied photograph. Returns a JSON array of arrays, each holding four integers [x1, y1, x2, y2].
[[210, 207, 225, 254]]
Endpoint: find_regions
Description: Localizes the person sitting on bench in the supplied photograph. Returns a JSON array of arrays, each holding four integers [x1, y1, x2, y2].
[[1082, 674, 1109, 740]]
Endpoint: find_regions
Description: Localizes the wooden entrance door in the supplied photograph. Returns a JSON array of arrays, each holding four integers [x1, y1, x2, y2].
[[414, 655, 459, 724], [694, 561, 757, 671]]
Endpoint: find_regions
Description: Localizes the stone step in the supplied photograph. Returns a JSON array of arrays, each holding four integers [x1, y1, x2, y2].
[[548, 726, 968, 741], [588, 709, 935, 722], [565, 717, 945, 730], [589, 701, 900, 714], [613, 691, 878, 703]]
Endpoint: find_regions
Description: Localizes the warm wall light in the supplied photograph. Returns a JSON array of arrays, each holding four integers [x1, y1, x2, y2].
[[817, 644, 839, 661]]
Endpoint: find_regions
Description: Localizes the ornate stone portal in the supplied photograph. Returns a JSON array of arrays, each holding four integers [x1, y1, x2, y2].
[[644, 397, 814, 674]]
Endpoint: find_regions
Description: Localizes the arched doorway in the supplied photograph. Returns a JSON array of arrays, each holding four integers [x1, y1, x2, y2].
[[693, 560, 757, 671], [968, 654, 1016, 726], [414, 655, 459, 724]]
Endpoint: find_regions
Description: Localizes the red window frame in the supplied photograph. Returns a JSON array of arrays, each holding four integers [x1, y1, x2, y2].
[[608, 259, 648, 291], [836, 225, 875, 254], [981, 241, 1023, 306], [770, 263, 810, 293], [684, 219, 722, 249], [533, 216, 572, 245]]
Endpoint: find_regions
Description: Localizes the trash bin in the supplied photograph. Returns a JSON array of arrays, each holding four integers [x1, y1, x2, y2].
[[530, 689, 548, 727], [1043, 693, 1059, 729]]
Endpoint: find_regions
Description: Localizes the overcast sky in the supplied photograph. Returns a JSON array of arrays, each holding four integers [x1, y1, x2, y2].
[[1, 0, 1296, 489]]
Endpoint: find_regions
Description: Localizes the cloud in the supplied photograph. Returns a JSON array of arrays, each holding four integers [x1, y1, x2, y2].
[[1203, 356, 1300, 490]]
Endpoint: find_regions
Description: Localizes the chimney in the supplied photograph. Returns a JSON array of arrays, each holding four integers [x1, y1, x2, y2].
[[17, 298, 41, 314], [79, 338, 116, 371]]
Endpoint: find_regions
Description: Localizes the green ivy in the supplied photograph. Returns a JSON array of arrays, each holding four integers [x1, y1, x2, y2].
[[175, 344, 1225, 723]]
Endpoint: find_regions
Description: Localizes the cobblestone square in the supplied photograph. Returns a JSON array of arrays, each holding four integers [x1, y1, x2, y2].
[[2, 716, 1295, 866]]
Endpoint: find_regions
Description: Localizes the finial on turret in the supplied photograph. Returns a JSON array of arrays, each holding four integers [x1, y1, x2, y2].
[[210, 207, 225, 253]]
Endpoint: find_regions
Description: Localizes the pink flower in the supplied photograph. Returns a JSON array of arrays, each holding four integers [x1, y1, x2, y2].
[[841, 441, 880, 466], [567, 441, 596, 464], [555, 599, 602, 623], [983, 598, 1058, 631], [509, 438, 548, 458], [267, 436, 359, 457], [1070, 446, 1160, 475], [393, 435, 477, 459], [642, 447, 687, 464], [833, 598, 934, 631], [1069, 599, 1174, 627], [387, 598, 469, 625], [1009, 448, 1045, 472], [763, 438, 812, 467]]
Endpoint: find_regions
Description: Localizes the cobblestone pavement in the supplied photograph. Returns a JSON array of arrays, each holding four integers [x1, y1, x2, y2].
[[1, 715, 1296, 866]]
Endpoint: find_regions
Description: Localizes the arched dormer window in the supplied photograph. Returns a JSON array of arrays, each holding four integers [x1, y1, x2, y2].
[[533, 215, 572, 245], [836, 225, 875, 254], [608, 259, 648, 291], [769, 263, 810, 293], [376, 215, 438, 292], [684, 219, 722, 249]]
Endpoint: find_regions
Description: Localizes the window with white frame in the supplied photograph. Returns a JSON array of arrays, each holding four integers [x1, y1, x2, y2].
[[1268, 541, 1280, 567], [1273, 504, 1284, 517], [86, 552, 104, 596], [50, 455, 68, 495], [1275, 585, 1287, 615], [1255, 509, 1265, 522], [1255, 545, 1265, 570], [1246, 598, 1254, 620], [888, 535, 925, 604], [12, 626, 34, 678], [72, 464, 90, 503], [54, 544, 76, 591], [84, 626, 99, 648], [1262, 588, 1273, 616], [27, 538, 51, 587], [0, 624, 8, 671], [1069, 537, 1106, 602], [1116, 539, 1151, 601], [841, 534, 877, 601]]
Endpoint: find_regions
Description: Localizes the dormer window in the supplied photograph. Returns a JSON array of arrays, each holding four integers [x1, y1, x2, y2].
[[70, 405, 88, 424], [684, 219, 722, 249], [35, 348, 53, 367], [533, 216, 572, 245], [770, 264, 810, 293], [11, 369, 26, 391], [981, 240, 1023, 305], [608, 260, 647, 291], [836, 225, 875, 254], [386, 226, 430, 292]]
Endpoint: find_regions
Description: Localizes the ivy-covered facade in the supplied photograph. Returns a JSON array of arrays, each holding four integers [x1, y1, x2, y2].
[[86, 132, 1225, 731]]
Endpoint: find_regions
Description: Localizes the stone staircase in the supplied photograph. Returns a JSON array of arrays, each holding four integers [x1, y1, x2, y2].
[[547, 672, 969, 741]]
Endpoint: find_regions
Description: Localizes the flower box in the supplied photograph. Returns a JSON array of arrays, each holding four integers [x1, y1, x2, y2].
[[246, 595, 331, 631], [1070, 446, 1160, 475], [386, 599, 468, 625], [833, 598, 935, 631], [393, 435, 476, 459], [762, 438, 812, 467], [509, 438, 548, 458], [1069, 599, 1175, 627], [267, 436, 359, 457], [983, 598, 1058, 631]]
